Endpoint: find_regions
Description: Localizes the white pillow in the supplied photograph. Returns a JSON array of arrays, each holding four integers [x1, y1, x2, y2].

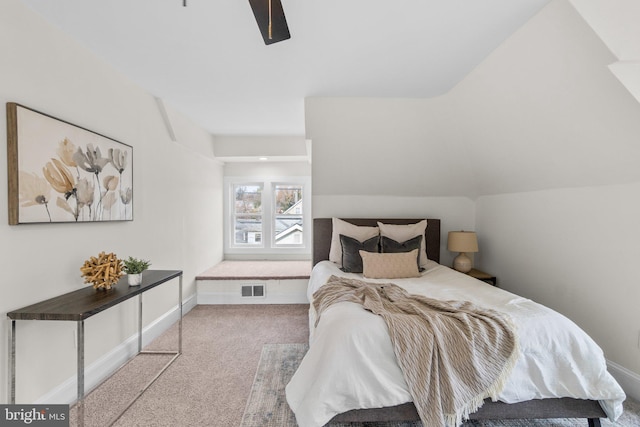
[[329, 218, 379, 266], [377, 220, 428, 268]]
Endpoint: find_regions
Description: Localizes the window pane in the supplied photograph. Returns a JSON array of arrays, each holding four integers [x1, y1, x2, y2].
[[234, 185, 262, 214], [274, 185, 302, 214], [234, 215, 262, 245], [274, 185, 303, 246]]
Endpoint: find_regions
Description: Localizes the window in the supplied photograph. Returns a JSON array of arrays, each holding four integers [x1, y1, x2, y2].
[[273, 184, 303, 247], [225, 177, 310, 256], [233, 183, 263, 246]]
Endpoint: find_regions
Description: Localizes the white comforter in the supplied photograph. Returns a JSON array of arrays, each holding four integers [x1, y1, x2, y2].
[[285, 261, 626, 427]]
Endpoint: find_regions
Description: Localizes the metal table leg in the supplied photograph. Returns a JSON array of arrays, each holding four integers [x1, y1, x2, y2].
[[179, 275, 183, 353], [138, 294, 143, 353], [9, 319, 15, 404], [77, 320, 85, 427]]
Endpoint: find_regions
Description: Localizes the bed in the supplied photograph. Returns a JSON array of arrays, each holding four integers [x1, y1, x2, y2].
[[285, 218, 626, 427]]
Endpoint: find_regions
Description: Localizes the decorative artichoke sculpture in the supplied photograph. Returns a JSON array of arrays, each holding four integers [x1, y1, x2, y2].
[[80, 251, 124, 290]]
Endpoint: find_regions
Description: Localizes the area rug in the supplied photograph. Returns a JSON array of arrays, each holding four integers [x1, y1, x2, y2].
[[241, 343, 640, 427]]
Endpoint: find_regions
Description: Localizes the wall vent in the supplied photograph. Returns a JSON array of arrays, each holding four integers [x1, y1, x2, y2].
[[241, 284, 266, 298]]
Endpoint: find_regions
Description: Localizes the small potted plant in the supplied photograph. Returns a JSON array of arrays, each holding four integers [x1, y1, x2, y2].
[[123, 256, 151, 286]]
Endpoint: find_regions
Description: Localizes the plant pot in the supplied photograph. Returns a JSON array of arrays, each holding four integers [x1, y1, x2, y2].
[[128, 273, 143, 286]]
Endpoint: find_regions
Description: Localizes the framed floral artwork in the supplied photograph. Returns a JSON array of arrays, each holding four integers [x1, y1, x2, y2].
[[6, 103, 133, 224]]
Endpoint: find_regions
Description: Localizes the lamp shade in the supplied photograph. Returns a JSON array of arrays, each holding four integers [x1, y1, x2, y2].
[[447, 231, 478, 253]]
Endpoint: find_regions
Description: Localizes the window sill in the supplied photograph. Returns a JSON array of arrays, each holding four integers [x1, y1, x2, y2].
[[196, 260, 311, 281]]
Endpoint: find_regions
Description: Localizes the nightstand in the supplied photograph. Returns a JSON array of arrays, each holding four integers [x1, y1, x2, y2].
[[467, 268, 497, 286]]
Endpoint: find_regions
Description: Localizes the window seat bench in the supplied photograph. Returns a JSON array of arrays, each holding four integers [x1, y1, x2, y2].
[[196, 260, 311, 304]]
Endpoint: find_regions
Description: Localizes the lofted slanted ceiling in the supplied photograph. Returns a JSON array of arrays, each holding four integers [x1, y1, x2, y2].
[[569, 0, 640, 104], [447, 0, 640, 196], [18, 0, 640, 198], [19, 0, 551, 135], [307, 0, 640, 198]]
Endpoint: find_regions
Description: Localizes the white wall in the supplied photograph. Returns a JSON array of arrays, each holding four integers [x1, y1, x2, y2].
[[475, 183, 640, 392], [0, 0, 223, 404], [224, 161, 311, 177], [214, 135, 309, 162], [307, 96, 477, 198]]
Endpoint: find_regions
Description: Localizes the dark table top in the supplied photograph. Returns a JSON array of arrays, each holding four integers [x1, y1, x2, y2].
[[7, 270, 182, 321]]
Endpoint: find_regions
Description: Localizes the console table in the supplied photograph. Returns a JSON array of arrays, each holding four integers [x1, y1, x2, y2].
[[7, 270, 183, 427]]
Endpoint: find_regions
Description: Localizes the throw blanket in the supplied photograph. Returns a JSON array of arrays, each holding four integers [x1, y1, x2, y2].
[[313, 275, 519, 427]]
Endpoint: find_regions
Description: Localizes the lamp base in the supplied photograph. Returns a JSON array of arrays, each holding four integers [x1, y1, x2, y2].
[[453, 253, 472, 273]]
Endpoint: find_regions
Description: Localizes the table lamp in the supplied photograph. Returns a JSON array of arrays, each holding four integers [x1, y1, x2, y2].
[[447, 231, 478, 273]]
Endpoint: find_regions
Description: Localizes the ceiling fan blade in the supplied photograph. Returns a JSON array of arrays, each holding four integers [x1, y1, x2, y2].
[[248, 0, 291, 45]]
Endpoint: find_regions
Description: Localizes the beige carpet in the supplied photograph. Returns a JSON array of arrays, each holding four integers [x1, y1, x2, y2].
[[68, 304, 310, 427], [242, 343, 640, 427]]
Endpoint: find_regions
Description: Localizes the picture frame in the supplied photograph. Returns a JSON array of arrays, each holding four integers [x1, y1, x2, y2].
[[6, 103, 133, 224]]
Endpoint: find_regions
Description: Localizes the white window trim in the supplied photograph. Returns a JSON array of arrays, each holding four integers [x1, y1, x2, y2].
[[224, 176, 311, 259]]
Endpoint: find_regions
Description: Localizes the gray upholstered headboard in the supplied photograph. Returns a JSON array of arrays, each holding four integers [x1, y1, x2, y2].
[[312, 218, 441, 266]]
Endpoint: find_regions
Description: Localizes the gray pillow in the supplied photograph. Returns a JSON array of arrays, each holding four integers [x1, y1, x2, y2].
[[381, 235, 423, 270], [340, 234, 380, 273]]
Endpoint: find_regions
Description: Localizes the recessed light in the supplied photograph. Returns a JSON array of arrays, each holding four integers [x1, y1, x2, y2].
[[259, 157, 269, 161]]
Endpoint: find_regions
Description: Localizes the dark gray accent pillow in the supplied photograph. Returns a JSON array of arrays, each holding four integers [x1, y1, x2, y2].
[[381, 235, 423, 270], [340, 234, 380, 273]]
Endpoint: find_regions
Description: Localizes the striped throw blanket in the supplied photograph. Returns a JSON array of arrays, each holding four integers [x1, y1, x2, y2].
[[313, 275, 519, 427]]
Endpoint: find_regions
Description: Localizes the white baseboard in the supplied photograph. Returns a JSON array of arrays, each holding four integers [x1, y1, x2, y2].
[[182, 293, 198, 314], [607, 359, 640, 402], [35, 294, 196, 405]]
